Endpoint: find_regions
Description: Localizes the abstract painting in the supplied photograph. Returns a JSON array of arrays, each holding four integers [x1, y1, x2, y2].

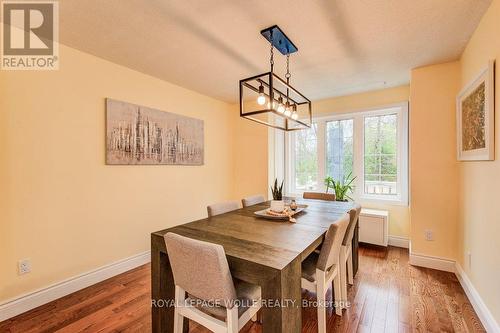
[[106, 99, 204, 165], [456, 60, 495, 161], [462, 82, 486, 151]]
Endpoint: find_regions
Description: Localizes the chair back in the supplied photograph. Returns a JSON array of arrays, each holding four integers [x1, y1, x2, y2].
[[207, 201, 239, 217], [343, 204, 362, 246], [316, 213, 350, 271], [242, 194, 265, 208], [303, 192, 336, 201], [164, 233, 237, 307]]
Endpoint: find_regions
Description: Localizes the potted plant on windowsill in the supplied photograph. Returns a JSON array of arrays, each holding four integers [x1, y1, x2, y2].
[[270, 178, 285, 212], [324, 172, 356, 202]]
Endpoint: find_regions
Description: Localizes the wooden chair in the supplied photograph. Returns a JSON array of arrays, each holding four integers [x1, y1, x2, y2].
[[339, 205, 362, 307], [207, 201, 239, 217], [301, 213, 350, 332], [303, 192, 336, 201], [241, 194, 265, 208], [164, 233, 262, 333]]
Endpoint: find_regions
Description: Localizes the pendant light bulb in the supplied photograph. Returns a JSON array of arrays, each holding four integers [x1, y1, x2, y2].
[[277, 96, 285, 113], [257, 95, 266, 105], [291, 104, 298, 120], [284, 101, 291, 117], [257, 84, 266, 105]]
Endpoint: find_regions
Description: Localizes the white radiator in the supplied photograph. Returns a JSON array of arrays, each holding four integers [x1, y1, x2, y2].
[[359, 208, 388, 246]]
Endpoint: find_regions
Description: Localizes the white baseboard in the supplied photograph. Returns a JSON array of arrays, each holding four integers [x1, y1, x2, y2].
[[0, 251, 151, 322], [455, 263, 500, 333], [388, 235, 409, 248], [409, 251, 456, 272]]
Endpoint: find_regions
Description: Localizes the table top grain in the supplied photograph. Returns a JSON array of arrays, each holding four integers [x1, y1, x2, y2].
[[152, 199, 355, 271]]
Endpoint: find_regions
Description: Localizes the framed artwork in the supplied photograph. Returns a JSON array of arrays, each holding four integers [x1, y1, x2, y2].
[[106, 98, 204, 165], [456, 60, 495, 161]]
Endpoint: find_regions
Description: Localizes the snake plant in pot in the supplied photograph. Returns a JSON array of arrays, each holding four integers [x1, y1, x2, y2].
[[270, 178, 285, 212]]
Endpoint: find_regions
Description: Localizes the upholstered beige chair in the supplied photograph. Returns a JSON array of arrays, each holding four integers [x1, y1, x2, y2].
[[303, 192, 336, 201], [339, 204, 362, 307], [164, 233, 261, 333], [301, 213, 350, 332], [241, 194, 265, 208], [207, 201, 240, 217]]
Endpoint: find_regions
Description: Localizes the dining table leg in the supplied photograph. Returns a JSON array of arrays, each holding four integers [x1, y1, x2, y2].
[[151, 240, 189, 333], [261, 258, 302, 333]]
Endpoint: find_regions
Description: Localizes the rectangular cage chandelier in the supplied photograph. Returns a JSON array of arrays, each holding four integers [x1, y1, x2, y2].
[[239, 25, 312, 131]]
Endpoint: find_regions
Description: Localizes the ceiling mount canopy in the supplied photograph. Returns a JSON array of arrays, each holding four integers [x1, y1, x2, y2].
[[239, 25, 312, 131], [260, 25, 298, 55]]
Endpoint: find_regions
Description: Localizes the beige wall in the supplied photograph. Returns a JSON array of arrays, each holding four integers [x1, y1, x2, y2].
[[458, 0, 500, 323], [314, 85, 411, 238], [314, 85, 410, 115], [409, 62, 461, 260], [0, 45, 234, 301], [410, 0, 500, 324], [0, 70, 8, 295], [231, 107, 269, 201]]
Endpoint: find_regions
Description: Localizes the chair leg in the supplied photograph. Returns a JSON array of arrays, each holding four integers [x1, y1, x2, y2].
[[347, 252, 354, 285], [256, 310, 262, 323], [227, 307, 239, 333], [316, 269, 327, 333], [317, 293, 326, 333], [339, 251, 348, 308], [173, 286, 185, 333], [333, 274, 343, 316]]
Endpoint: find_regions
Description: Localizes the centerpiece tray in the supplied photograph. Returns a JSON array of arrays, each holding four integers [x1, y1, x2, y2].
[[254, 204, 308, 220]]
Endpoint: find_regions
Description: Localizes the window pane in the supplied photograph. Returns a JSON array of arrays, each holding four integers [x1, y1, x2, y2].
[[364, 114, 398, 196], [294, 124, 318, 191], [326, 119, 353, 183]]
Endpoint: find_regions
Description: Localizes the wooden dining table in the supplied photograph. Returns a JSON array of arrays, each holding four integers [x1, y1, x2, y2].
[[151, 199, 358, 333]]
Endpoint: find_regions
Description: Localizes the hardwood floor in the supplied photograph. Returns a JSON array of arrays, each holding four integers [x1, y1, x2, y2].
[[0, 246, 485, 333]]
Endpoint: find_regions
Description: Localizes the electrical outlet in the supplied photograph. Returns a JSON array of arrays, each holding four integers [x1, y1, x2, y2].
[[18, 259, 31, 275], [424, 229, 434, 241]]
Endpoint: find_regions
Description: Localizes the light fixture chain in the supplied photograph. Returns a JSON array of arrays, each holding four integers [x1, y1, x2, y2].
[[285, 54, 291, 80], [269, 39, 274, 72]]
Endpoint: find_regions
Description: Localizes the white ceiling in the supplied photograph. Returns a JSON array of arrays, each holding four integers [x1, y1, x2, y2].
[[59, 0, 491, 103]]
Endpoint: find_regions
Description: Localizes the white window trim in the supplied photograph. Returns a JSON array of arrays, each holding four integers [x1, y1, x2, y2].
[[285, 102, 409, 206]]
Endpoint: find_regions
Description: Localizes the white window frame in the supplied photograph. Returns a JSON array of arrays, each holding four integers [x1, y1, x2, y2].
[[285, 102, 409, 206]]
